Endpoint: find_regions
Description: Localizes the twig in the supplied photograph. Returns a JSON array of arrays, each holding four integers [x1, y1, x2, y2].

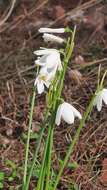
[[73, 58, 107, 70], [0, 0, 48, 32], [0, 0, 16, 27]]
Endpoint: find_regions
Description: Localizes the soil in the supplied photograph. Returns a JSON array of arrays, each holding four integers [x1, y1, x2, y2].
[[0, 0, 107, 189]]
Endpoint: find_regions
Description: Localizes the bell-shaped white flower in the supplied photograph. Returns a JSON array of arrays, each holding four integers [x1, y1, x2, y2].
[[94, 88, 107, 111], [38, 27, 65, 33], [34, 67, 55, 94], [42, 33, 64, 44], [55, 102, 82, 126], [34, 48, 62, 71]]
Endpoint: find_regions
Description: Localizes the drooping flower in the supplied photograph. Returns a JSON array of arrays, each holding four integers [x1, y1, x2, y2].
[[42, 33, 64, 44], [38, 27, 65, 33], [34, 48, 62, 71], [34, 67, 55, 94], [94, 88, 107, 111], [55, 102, 82, 126]]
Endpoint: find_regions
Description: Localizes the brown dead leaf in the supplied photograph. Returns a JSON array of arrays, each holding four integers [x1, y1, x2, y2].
[[83, 7, 104, 31], [68, 69, 83, 85], [45, 5, 65, 21], [54, 5, 65, 19]]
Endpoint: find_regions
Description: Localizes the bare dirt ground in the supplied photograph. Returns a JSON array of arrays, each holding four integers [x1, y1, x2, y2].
[[0, 0, 107, 189]]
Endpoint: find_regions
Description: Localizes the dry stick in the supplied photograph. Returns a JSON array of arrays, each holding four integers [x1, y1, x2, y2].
[[73, 58, 107, 70], [0, 0, 16, 27], [0, 0, 49, 33], [0, 0, 102, 34], [47, 0, 103, 27]]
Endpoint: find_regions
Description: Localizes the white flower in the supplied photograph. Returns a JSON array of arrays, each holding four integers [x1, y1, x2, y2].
[[34, 48, 62, 71], [38, 27, 65, 33], [34, 67, 54, 94], [42, 33, 64, 44], [94, 88, 107, 111], [55, 102, 82, 126]]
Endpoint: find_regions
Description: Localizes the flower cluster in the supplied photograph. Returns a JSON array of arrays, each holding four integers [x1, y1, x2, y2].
[[34, 27, 107, 126], [34, 48, 62, 94], [34, 28, 65, 94]]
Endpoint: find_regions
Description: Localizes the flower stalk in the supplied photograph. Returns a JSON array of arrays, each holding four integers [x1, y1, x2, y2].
[[33, 27, 76, 190], [22, 90, 36, 189]]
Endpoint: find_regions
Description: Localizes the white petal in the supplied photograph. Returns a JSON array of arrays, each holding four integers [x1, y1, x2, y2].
[[37, 80, 44, 94], [38, 28, 65, 33], [55, 102, 82, 125], [39, 67, 54, 87], [35, 59, 45, 66], [46, 52, 61, 69], [45, 53, 56, 68], [43, 33, 64, 44], [44, 70, 56, 87], [48, 68, 57, 81], [35, 55, 48, 66], [55, 104, 63, 126], [34, 48, 58, 56], [102, 88, 107, 105], [61, 103, 74, 124], [39, 66, 48, 75], [95, 94, 103, 111], [40, 47, 58, 52], [62, 109, 74, 124], [35, 51, 62, 71], [70, 105, 82, 119]]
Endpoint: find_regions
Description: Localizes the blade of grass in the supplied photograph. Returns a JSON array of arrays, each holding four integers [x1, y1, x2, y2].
[[25, 124, 46, 189], [22, 90, 36, 189], [36, 125, 52, 190], [24, 108, 50, 190], [25, 76, 59, 189], [45, 127, 54, 190]]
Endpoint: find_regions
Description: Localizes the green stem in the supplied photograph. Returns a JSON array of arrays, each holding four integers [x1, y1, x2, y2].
[[36, 125, 52, 190], [57, 26, 76, 100], [45, 127, 54, 190], [25, 121, 47, 190], [52, 95, 95, 190], [22, 90, 36, 189], [25, 81, 57, 190], [43, 27, 76, 190]]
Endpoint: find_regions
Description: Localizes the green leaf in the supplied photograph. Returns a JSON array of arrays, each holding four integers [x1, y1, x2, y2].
[[0, 172, 4, 181], [5, 160, 16, 170], [68, 162, 79, 170], [22, 132, 39, 140], [8, 177, 14, 182], [0, 182, 3, 189], [12, 170, 17, 178]]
